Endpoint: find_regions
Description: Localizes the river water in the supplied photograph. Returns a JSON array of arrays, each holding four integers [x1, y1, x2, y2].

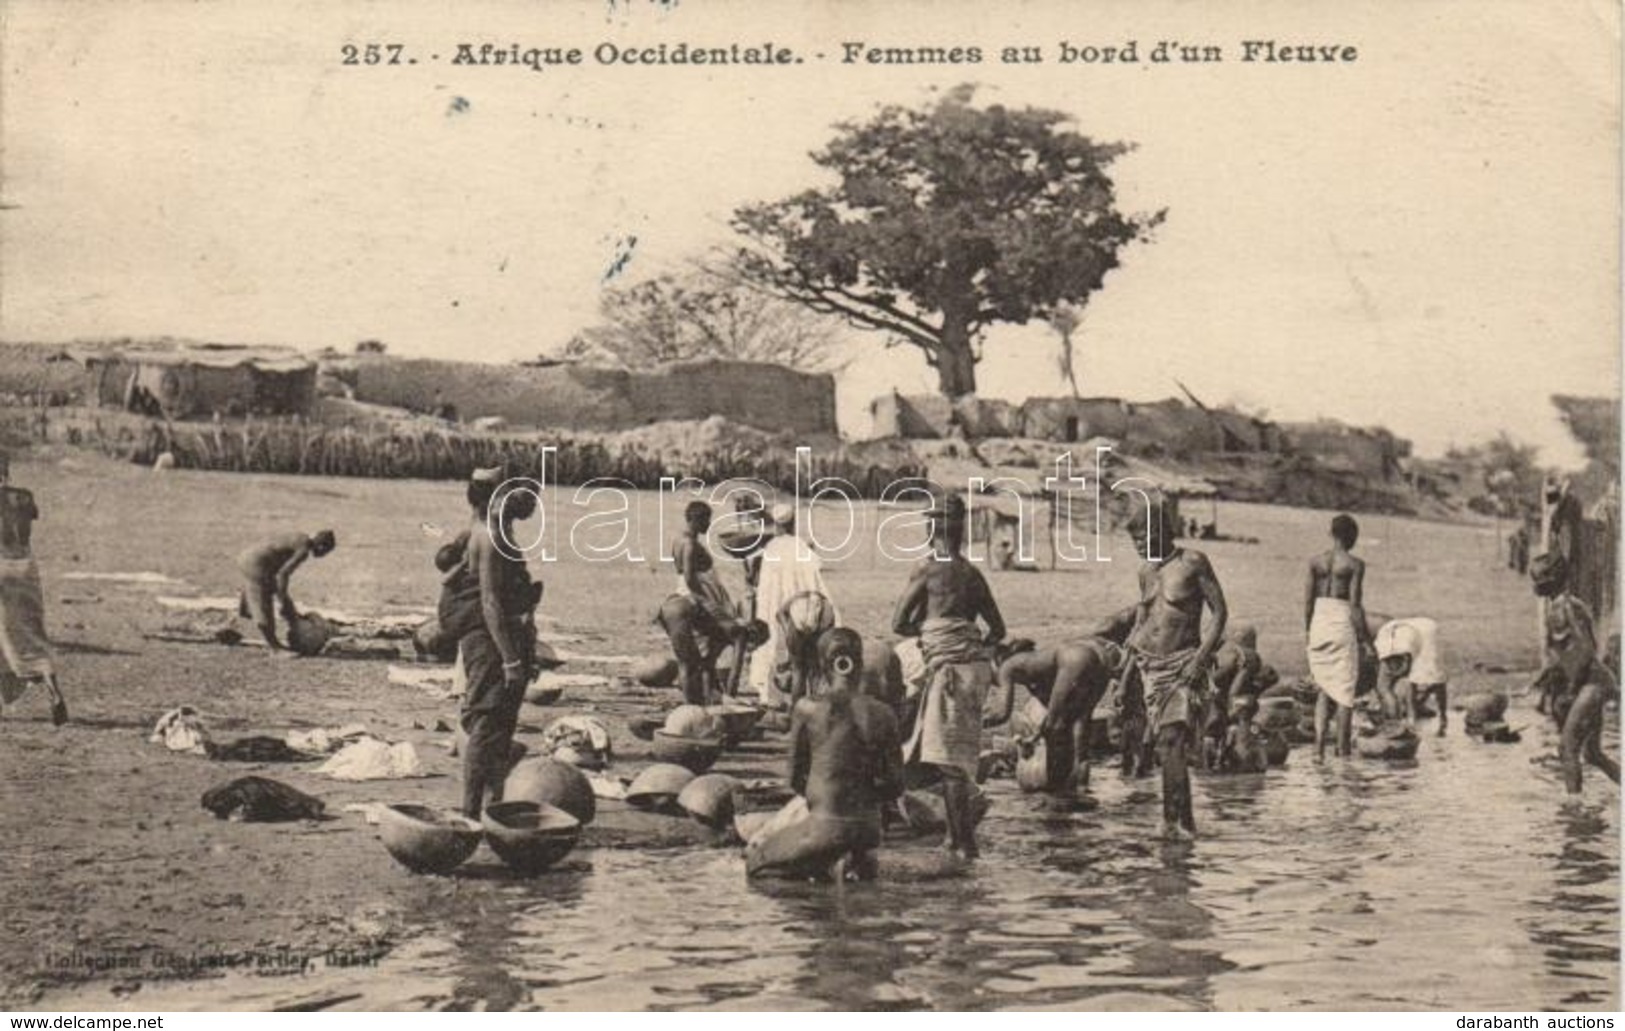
[[121, 709, 1618, 1012]]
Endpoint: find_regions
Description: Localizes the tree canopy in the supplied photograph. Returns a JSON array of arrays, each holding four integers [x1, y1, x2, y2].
[[732, 84, 1163, 397], [563, 269, 844, 372]]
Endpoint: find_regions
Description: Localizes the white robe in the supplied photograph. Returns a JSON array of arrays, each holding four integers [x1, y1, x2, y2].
[[748, 533, 838, 705]]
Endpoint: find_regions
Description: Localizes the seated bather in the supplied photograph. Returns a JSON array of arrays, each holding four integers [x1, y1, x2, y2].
[[747, 628, 905, 882]]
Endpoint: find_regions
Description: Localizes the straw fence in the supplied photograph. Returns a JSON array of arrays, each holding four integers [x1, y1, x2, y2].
[[32, 406, 923, 498]]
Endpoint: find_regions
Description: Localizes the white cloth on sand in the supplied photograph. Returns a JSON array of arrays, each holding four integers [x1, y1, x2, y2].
[[1307, 596, 1361, 708], [318, 737, 427, 780], [150, 706, 211, 755], [749, 532, 838, 705], [285, 723, 369, 754], [1374, 618, 1446, 686]]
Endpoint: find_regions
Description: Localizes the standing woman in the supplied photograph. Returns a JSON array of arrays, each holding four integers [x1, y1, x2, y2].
[[1305, 513, 1370, 759], [0, 453, 68, 725], [440, 475, 542, 818], [661, 501, 739, 705]]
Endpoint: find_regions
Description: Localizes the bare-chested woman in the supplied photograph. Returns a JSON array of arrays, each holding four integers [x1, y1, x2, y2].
[[1305, 513, 1370, 759], [1121, 500, 1228, 837], [892, 495, 1006, 859]]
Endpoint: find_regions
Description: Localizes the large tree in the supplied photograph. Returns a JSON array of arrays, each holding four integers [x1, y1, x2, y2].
[[563, 269, 844, 371], [731, 84, 1162, 398]]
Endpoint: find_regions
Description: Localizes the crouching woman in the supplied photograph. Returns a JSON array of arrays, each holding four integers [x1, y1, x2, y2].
[[747, 629, 905, 882]]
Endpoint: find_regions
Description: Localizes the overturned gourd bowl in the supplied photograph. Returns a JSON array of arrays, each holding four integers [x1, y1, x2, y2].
[[287, 614, 333, 658], [705, 704, 764, 745], [651, 731, 724, 773], [677, 773, 741, 830], [524, 682, 565, 707], [634, 655, 680, 689], [625, 762, 696, 812], [378, 804, 483, 875], [480, 801, 581, 875]]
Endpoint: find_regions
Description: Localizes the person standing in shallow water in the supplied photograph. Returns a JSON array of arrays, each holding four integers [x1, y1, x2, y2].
[[892, 494, 1005, 860], [1305, 513, 1370, 759], [1120, 498, 1228, 838], [1529, 552, 1620, 794]]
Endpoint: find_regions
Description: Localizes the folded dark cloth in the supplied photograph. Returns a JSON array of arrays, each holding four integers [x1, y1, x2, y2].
[[201, 775, 325, 822]]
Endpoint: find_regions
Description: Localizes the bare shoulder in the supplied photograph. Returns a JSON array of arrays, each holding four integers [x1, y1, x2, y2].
[[1180, 548, 1214, 574], [904, 555, 937, 585], [961, 555, 993, 589]]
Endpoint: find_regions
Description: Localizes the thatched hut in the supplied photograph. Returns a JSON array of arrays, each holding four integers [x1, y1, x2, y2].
[[73, 344, 316, 420]]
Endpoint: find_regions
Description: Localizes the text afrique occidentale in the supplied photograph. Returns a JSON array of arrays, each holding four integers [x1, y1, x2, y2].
[[340, 39, 1356, 73]]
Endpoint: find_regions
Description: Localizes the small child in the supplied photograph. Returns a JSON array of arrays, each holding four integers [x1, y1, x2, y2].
[[747, 629, 905, 881]]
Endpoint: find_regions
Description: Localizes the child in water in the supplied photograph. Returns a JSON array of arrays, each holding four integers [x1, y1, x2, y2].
[[747, 628, 905, 882]]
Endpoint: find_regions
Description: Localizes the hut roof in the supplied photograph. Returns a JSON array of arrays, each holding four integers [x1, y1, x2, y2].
[[68, 343, 313, 374]]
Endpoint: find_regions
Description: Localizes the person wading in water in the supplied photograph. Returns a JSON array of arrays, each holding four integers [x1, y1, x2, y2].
[[1120, 497, 1228, 838], [1304, 513, 1370, 759]]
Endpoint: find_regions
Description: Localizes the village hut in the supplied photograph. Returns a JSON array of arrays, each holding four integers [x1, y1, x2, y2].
[[924, 438, 1217, 569], [73, 343, 316, 420]]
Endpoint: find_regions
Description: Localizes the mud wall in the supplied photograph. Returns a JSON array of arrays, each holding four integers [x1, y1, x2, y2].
[[351, 358, 836, 435]]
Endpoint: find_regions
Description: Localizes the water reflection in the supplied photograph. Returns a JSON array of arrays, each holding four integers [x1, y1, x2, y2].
[[68, 712, 1616, 1012]]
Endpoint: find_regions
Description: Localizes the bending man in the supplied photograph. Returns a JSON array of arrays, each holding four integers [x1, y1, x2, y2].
[[237, 529, 337, 653]]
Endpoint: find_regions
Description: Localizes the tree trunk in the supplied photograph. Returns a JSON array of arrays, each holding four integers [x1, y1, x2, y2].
[[935, 315, 978, 397], [1060, 330, 1081, 398]]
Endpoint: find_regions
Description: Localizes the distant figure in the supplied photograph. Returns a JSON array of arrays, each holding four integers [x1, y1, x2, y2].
[[747, 629, 904, 881], [1305, 513, 1369, 759], [1120, 499, 1228, 838], [1507, 524, 1531, 574], [1373, 617, 1449, 736], [750, 503, 839, 708], [0, 453, 68, 725], [236, 529, 337, 653], [893, 494, 1006, 860], [1530, 553, 1619, 794]]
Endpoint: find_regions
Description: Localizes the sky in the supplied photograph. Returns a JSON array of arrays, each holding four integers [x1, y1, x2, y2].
[[1, 0, 1618, 466]]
